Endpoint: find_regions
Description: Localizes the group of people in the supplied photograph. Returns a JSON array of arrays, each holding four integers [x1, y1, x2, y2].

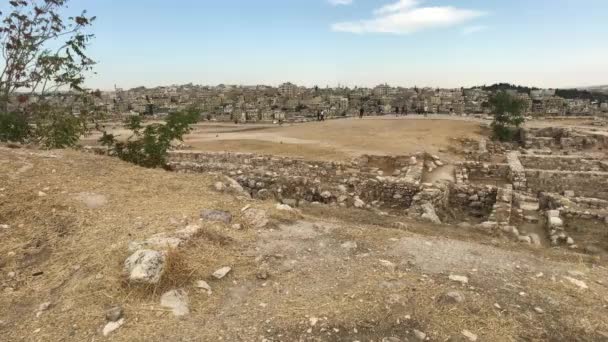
[[316, 110, 326, 121]]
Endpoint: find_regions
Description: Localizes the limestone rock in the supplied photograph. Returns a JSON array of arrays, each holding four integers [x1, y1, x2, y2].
[[449, 274, 469, 284], [200, 209, 232, 224], [214, 182, 225, 192], [564, 276, 588, 289], [340, 241, 358, 250], [212, 266, 232, 279], [160, 289, 190, 317], [442, 291, 465, 304], [174, 224, 203, 240], [124, 250, 165, 284], [105, 306, 124, 322], [461, 330, 478, 341], [413, 329, 426, 341], [196, 280, 212, 294], [354, 197, 365, 208], [420, 203, 441, 224], [242, 208, 269, 228], [102, 318, 125, 336], [276, 203, 294, 212]]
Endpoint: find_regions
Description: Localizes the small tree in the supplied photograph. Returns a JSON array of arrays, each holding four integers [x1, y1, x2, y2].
[[490, 91, 526, 141], [99, 109, 199, 168], [0, 0, 97, 147]]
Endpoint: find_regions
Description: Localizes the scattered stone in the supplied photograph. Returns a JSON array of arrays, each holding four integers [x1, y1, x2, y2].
[[105, 306, 124, 322], [420, 203, 441, 224], [320, 191, 332, 199], [124, 250, 165, 284], [174, 224, 203, 240], [392, 222, 409, 229], [200, 209, 232, 224], [102, 318, 125, 336], [449, 275, 469, 284], [379, 260, 396, 272], [354, 197, 365, 208], [242, 208, 269, 228], [256, 269, 269, 280], [0, 224, 10, 229], [160, 289, 190, 317], [276, 203, 294, 212], [35, 302, 51, 317], [309, 317, 319, 326], [442, 291, 465, 304], [518, 235, 532, 244], [37, 191, 47, 197], [231, 223, 243, 230], [195, 280, 212, 294], [413, 329, 426, 341], [564, 276, 588, 289], [529, 233, 542, 246], [214, 182, 225, 192], [341, 241, 358, 250], [461, 329, 478, 341], [534, 307, 544, 314], [212, 266, 232, 279]]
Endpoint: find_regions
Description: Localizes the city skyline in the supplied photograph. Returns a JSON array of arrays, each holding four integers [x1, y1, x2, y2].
[[62, 0, 608, 90]]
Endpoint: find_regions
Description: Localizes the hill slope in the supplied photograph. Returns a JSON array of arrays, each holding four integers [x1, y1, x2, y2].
[[1, 147, 607, 341]]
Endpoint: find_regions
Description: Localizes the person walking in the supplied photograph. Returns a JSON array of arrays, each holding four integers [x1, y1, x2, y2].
[[359, 107, 364, 119]]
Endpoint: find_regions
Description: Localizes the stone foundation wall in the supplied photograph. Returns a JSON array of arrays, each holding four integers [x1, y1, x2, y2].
[[168, 151, 425, 210], [524, 127, 608, 150], [526, 170, 608, 200], [520, 155, 607, 172]]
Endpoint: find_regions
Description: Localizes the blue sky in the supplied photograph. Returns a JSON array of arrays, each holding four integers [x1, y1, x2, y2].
[[66, 0, 608, 90]]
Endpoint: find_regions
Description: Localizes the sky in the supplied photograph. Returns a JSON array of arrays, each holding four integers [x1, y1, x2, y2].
[[63, 0, 608, 90]]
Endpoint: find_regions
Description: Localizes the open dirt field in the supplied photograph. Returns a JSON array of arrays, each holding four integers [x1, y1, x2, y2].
[[85, 116, 487, 161], [2, 146, 608, 341]]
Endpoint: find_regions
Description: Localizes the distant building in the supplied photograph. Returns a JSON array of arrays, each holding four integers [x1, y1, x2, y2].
[[279, 82, 299, 98]]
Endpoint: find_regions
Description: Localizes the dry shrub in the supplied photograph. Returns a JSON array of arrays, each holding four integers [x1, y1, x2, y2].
[[194, 225, 234, 246]]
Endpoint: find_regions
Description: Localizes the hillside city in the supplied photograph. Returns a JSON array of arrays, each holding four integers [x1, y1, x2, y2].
[[18, 83, 607, 122], [102, 83, 608, 120]]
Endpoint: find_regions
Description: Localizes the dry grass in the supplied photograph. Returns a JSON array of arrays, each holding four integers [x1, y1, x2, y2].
[[1, 146, 608, 341]]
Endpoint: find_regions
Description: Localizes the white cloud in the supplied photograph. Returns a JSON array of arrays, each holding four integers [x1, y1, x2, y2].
[[332, 0, 485, 34], [328, 0, 353, 6], [374, 0, 417, 15], [462, 25, 487, 35]]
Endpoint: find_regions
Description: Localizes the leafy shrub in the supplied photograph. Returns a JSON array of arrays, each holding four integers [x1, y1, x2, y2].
[[0, 112, 30, 143], [100, 109, 199, 168]]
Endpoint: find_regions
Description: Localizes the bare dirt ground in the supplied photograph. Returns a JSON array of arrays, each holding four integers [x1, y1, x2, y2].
[[83, 115, 608, 162], [84, 116, 487, 161], [2, 147, 608, 341]]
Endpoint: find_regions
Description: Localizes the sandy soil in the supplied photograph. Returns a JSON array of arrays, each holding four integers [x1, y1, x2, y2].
[[1, 147, 608, 341]]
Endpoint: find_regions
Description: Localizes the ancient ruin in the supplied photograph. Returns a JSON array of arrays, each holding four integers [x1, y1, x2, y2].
[[167, 124, 608, 254]]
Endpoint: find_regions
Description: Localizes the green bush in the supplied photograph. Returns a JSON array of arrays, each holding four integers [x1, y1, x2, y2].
[[0, 112, 30, 143], [490, 91, 526, 142], [100, 109, 199, 168]]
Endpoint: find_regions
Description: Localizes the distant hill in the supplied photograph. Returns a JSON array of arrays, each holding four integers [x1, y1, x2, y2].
[[580, 85, 608, 94], [472, 83, 608, 102]]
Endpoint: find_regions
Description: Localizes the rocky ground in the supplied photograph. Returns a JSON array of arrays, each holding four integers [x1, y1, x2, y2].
[[1, 146, 608, 341]]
